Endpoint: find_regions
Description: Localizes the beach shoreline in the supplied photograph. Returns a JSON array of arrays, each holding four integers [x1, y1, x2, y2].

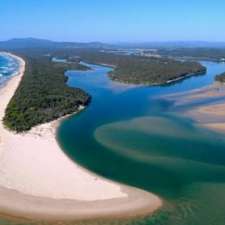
[[0, 52, 162, 221], [186, 101, 225, 134], [184, 82, 225, 133]]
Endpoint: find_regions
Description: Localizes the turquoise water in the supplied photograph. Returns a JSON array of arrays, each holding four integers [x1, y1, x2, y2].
[[58, 61, 225, 225], [1, 53, 224, 224], [0, 54, 20, 87]]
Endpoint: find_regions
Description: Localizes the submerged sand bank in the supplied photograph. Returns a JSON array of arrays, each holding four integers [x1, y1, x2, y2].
[[186, 102, 225, 133], [0, 53, 162, 221]]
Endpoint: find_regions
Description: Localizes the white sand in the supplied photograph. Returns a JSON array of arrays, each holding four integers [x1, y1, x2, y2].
[[0, 53, 162, 221], [187, 103, 225, 133], [166, 78, 225, 134]]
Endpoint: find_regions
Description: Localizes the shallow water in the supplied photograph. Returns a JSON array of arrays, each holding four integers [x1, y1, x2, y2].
[[1, 55, 224, 224], [57, 61, 225, 225]]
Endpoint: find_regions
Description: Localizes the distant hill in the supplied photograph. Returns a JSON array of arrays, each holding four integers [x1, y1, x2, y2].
[[0, 38, 114, 49], [0, 38, 57, 49], [1, 38, 225, 51]]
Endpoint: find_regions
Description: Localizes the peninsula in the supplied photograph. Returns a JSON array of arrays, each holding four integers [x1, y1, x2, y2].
[[51, 49, 207, 85], [0, 52, 162, 221]]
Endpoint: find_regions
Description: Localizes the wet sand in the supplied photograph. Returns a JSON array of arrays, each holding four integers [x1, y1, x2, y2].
[[165, 81, 225, 133]]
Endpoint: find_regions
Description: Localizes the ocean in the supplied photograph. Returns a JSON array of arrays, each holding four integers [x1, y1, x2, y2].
[[0, 53, 20, 87]]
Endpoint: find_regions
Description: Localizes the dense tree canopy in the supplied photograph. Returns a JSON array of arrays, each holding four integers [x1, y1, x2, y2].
[[158, 48, 225, 61], [3, 48, 206, 132], [4, 55, 90, 132], [50, 49, 206, 85], [108, 58, 206, 85]]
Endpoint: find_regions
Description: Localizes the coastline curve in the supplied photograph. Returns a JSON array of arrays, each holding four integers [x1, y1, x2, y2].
[[0, 52, 162, 222]]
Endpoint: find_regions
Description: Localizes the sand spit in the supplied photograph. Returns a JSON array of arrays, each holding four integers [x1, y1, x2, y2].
[[163, 80, 225, 134], [0, 53, 162, 221]]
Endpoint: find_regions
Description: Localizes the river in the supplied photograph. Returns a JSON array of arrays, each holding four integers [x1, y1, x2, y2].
[[57, 61, 225, 225]]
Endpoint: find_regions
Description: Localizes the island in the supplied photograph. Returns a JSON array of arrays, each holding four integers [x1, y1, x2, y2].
[[108, 58, 206, 85], [49, 49, 207, 85]]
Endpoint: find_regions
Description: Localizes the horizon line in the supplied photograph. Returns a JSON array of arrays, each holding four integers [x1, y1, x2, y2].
[[1, 37, 225, 45]]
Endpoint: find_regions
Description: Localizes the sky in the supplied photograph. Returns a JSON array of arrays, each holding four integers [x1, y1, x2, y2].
[[1, 0, 225, 43]]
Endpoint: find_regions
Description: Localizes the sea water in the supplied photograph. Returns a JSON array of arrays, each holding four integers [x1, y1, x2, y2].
[[0, 53, 20, 87]]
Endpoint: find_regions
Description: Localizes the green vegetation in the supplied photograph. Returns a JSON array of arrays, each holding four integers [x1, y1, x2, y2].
[[108, 58, 206, 85], [215, 72, 225, 83], [52, 57, 91, 71], [50, 49, 206, 85], [2, 47, 206, 132], [159, 48, 225, 62], [68, 62, 90, 71], [3, 55, 90, 132]]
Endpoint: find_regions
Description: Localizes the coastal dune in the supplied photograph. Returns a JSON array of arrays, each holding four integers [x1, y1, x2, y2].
[[0, 53, 162, 221]]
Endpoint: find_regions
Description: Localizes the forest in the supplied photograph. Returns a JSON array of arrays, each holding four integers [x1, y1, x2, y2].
[[50, 49, 206, 85], [4, 53, 90, 132], [2, 47, 206, 131], [108, 57, 206, 85], [158, 48, 225, 61]]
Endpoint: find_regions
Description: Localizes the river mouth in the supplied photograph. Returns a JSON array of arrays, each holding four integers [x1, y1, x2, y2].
[[58, 61, 225, 225]]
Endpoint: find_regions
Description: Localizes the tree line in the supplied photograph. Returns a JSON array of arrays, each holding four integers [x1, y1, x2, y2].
[[4, 53, 90, 132]]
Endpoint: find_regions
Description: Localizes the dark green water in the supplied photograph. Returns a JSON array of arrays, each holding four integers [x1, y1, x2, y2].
[[58, 62, 225, 225]]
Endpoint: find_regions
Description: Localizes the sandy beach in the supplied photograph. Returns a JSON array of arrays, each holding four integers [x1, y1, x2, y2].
[[0, 53, 162, 221], [164, 82, 225, 105], [186, 102, 225, 133], [182, 83, 225, 133], [164, 80, 225, 134]]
